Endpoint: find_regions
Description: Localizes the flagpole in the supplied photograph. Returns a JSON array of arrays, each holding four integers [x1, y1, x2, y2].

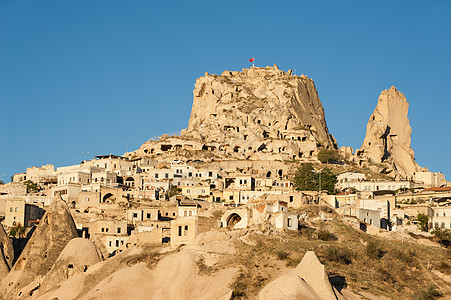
[[253, 57, 255, 67]]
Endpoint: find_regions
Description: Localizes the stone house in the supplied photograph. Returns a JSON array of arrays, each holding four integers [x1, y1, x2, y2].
[[272, 212, 298, 231], [431, 207, 451, 229], [357, 208, 381, 228], [170, 216, 197, 248], [2, 198, 44, 228], [181, 185, 210, 199]]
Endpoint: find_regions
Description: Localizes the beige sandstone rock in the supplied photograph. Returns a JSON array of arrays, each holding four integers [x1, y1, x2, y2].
[[0, 223, 14, 281], [358, 86, 424, 178], [259, 251, 347, 300], [0, 194, 79, 300], [37, 238, 103, 296], [131, 66, 336, 161]]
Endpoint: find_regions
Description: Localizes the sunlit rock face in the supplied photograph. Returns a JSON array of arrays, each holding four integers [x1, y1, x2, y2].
[[133, 65, 337, 161], [358, 86, 424, 178]]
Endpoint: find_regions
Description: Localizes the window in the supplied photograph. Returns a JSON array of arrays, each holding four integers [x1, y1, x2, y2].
[[101, 228, 105, 232], [442, 222, 445, 228], [208, 172, 212, 177], [165, 173, 169, 179], [178, 226, 182, 236], [188, 211, 192, 216], [184, 225, 188, 236], [184, 211, 187, 217], [435, 222, 439, 228], [15, 207, 18, 212], [287, 218, 292, 227], [9, 207, 12, 212], [116, 240, 119, 247], [147, 213, 151, 218], [229, 195, 233, 200], [106, 228, 109, 232], [117, 228, 121, 234], [187, 189, 190, 193], [289, 196, 294, 203], [133, 213, 138, 218], [155, 174, 159, 178], [109, 241, 112, 247]]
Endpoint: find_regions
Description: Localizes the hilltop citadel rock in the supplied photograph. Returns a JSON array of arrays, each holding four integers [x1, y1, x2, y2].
[[131, 66, 337, 161]]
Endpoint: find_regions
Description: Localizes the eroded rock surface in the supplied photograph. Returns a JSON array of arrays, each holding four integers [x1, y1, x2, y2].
[[0, 223, 14, 281], [0, 195, 79, 300], [132, 66, 336, 161], [259, 251, 346, 300], [358, 86, 424, 178]]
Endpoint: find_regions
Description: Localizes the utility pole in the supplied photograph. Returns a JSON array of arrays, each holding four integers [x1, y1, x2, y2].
[[126, 137, 131, 153], [319, 172, 322, 219]]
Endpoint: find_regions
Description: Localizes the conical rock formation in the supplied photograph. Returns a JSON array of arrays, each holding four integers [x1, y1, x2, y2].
[[358, 86, 424, 178], [0, 194, 79, 300], [0, 223, 14, 281], [259, 251, 347, 300], [37, 238, 103, 296]]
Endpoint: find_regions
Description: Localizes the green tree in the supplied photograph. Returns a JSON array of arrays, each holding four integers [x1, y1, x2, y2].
[[417, 213, 429, 232], [317, 149, 340, 164], [9, 223, 25, 238], [293, 164, 337, 194], [23, 180, 39, 193], [0, 180, 3, 185], [431, 227, 451, 247], [293, 163, 317, 191], [320, 168, 337, 195]]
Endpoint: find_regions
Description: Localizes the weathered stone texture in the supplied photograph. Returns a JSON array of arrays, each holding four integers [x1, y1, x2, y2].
[[132, 66, 336, 161], [0, 195, 79, 299], [358, 86, 424, 177]]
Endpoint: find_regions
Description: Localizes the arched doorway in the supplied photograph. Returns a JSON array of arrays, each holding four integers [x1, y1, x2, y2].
[[102, 193, 116, 203], [226, 213, 242, 229]]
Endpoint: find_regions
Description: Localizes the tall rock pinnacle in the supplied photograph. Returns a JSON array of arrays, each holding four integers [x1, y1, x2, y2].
[[358, 86, 423, 178]]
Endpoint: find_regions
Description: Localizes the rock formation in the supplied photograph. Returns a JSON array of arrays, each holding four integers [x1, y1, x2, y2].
[[259, 251, 347, 300], [131, 66, 336, 161], [37, 238, 103, 295], [0, 223, 14, 281], [0, 194, 79, 299], [357, 86, 424, 178]]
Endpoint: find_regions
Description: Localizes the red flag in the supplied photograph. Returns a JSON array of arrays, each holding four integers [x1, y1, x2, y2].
[[249, 57, 254, 62]]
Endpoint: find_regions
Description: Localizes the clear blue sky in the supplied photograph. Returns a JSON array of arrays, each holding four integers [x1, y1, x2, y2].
[[1, 0, 450, 182]]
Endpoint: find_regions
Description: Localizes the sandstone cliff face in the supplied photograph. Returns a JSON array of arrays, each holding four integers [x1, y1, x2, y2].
[[132, 66, 336, 161], [358, 86, 423, 178]]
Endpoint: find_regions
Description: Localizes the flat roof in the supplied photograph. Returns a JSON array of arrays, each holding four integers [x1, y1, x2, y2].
[[95, 154, 126, 160]]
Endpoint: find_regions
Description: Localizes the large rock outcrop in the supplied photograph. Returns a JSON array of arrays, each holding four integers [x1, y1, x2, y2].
[[357, 86, 424, 178], [131, 66, 336, 161], [0, 194, 79, 300]]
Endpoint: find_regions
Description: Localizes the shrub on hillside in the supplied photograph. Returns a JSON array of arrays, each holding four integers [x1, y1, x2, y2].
[[366, 241, 384, 259]]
